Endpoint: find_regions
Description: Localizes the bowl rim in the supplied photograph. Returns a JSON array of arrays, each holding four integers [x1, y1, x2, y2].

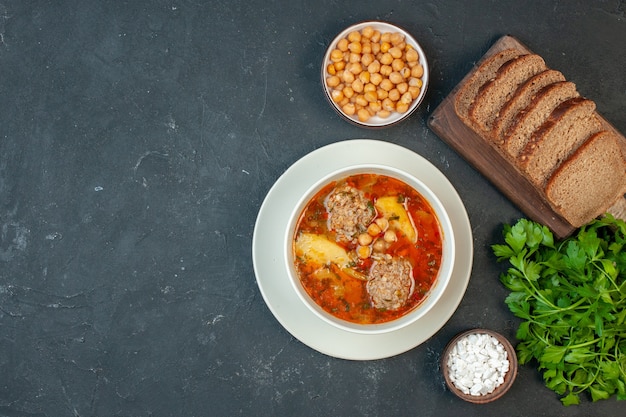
[[284, 163, 455, 335], [321, 20, 430, 128], [441, 328, 518, 403]]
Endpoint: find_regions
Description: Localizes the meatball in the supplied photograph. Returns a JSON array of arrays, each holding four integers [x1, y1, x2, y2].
[[325, 184, 375, 242], [366, 255, 414, 310]]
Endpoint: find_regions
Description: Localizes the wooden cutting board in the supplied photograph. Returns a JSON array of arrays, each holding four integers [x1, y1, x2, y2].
[[428, 35, 626, 239]]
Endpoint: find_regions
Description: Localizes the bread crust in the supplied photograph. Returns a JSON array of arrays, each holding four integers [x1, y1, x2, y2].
[[468, 54, 546, 133], [492, 69, 566, 144], [545, 131, 626, 227], [454, 49, 524, 123], [519, 98, 600, 187]]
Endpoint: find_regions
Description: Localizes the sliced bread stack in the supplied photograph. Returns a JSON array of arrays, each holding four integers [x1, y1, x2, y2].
[[454, 48, 626, 227]]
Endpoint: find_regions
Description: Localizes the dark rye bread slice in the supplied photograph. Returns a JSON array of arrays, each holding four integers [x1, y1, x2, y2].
[[492, 69, 566, 144], [468, 54, 547, 133], [454, 49, 524, 124], [519, 98, 601, 187], [545, 130, 626, 228], [503, 81, 579, 158]]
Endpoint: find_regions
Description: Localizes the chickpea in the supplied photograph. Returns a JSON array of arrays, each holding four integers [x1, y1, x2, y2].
[[405, 48, 419, 62], [376, 88, 388, 100], [326, 75, 340, 88], [377, 109, 391, 118], [390, 32, 404, 45], [357, 245, 371, 259], [388, 46, 403, 59], [333, 61, 345, 72], [373, 239, 387, 252], [367, 223, 382, 236], [358, 71, 370, 84], [358, 233, 373, 246], [379, 64, 392, 76], [382, 98, 395, 112], [363, 83, 376, 93], [349, 52, 361, 63], [361, 26, 374, 39], [400, 91, 413, 104], [384, 230, 397, 243], [327, 64, 336, 75], [337, 38, 349, 52], [351, 79, 364, 93], [364, 91, 378, 103], [347, 30, 361, 43], [342, 70, 355, 84], [368, 101, 382, 114], [370, 72, 383, 86], [357, 108, 370, 122], [411, 64, 424, 78], [361, 42, 372, 54], [408, 85, 421, 99], [408, 77, 421, 87], [396, 101, 409, 113], [342, 86, 355, 99], [391, 58, 405, 72], [355, 94, 368, 107], [379, 78, 394, 92], [348, 62, 363, 75], [361, 53, 374, 67], [342, 102, 356, 116], [370, 30, 381, 43], [348, 41, 362, 54], [389, 71, 403, 84], [331, 89, 344, 103], [380, 52, 393, 65], [370, 42, 381, 55], [388, 88, 400, 101], [363, 91, 377, 103], [367, 60, 381, 74], [380, 41, 391, 53], [330, 49, 344, 62], [375, 217, 389, 231]]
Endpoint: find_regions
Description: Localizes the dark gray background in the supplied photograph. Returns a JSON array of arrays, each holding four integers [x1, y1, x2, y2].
[[1, 1, 624, 416]]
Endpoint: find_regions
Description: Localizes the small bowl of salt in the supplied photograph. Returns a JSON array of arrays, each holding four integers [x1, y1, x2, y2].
[[441, 329, 518, 403]]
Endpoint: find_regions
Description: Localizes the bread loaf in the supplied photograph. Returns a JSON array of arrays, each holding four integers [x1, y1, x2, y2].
[[519, 98, 601, 187], [503, 81, 579, 158], [454, 49, 524, 124], [452, 46, 626, 229], [492, 69, 566, 144], [545, 131, 626, 227], [468, 54, 546, 133]]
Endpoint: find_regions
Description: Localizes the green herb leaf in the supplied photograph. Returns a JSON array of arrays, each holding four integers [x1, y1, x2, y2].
[[493, 217, 626, 405]]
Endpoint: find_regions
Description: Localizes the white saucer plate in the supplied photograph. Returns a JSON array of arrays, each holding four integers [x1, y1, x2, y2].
[[252, 139, 473, 360]]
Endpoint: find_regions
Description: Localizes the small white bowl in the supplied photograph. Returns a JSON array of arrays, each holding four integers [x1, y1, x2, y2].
[[284, 164, 454, 334], [322, 21, 429, 128]]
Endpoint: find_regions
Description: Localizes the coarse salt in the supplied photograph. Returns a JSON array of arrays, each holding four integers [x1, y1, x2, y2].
[[446, 333, 509, 396]]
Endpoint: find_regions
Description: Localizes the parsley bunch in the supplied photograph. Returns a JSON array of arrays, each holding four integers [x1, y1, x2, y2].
[[492, 216, 626, 405]]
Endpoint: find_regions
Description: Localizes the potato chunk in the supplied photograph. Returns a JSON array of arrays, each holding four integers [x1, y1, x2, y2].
[[374, 196, 417, 242], [294, 233, 351, 267]]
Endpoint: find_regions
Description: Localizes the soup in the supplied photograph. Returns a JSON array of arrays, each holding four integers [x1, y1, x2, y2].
[[292, 173, 443, 324]]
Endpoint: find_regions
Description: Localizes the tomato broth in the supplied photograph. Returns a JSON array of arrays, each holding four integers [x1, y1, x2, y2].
[[293, 173, 443, 324]]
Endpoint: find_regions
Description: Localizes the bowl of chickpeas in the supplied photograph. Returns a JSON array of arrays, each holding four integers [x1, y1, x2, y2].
[[322, 21, 429, 128]]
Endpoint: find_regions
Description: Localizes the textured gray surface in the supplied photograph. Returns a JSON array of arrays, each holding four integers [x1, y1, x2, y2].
[[1, 1, 625, 416]]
